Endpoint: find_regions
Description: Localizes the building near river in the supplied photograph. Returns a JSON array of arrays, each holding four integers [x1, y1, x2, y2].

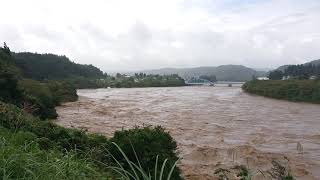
[[257, 77, 269, 80], [309, 76, 317, 80]]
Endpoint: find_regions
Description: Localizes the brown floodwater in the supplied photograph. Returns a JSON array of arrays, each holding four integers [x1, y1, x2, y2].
[[56, 86, 320, 179]]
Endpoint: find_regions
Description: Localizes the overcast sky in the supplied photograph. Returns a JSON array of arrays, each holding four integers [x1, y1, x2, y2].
[[1, 0, 320, 72]]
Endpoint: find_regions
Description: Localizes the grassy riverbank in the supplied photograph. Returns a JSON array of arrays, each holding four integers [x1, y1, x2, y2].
[[0, 101, 181, 179], [1, 45, 182, 179], [242, 80, 320, 103]]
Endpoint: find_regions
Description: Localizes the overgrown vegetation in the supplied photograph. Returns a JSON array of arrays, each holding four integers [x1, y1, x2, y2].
[[269, 62, 320, 80], [108, 127, 181, 180], [12, 51, 186, 89], [0, 127, 109, 179], [0, 44, 182, 179], [0, 45, 78, 119], [242, 80, 320, 103], [0, 101, 182, 179], [68, 73, 186, 89], [13, 52, 104, 80]]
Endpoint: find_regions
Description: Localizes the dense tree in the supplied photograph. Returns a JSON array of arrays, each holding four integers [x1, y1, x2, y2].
[[269, 70, 283, 80], [13, 52, 104, 80], [0, 44, 24, 105], [0, 45, 78, 119], [269, 63, 320, 80]]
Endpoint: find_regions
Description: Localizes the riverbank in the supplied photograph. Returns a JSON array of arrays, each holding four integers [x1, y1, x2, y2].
[[57, 86, 320, 179], [0, 100, 182, 179], [242, 80, 320, 103]]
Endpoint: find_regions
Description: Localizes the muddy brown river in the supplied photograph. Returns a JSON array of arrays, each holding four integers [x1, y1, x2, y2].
[[56, 86, 320, 179]]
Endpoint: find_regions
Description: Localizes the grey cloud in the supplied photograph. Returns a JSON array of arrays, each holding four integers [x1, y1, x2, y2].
[[1, 0, 320, 72]]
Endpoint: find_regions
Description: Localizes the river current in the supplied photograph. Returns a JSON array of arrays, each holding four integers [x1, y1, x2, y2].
[[56, 86, 320, 179]]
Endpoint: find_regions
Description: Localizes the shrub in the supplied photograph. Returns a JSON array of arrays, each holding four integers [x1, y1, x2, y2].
[[108, 126, 182, 180], [19, 79, 57, 119], [17, 79, 78, 119], [46, 80, 78, 105]]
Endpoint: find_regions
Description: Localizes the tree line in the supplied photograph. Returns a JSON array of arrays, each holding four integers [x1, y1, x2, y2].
[[269, 63, 320, 80]]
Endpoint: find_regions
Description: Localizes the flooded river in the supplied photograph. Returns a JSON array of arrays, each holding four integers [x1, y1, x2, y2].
[[56, 86, 320, 179]]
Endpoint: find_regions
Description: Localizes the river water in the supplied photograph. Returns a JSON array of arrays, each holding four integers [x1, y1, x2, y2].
[[56, 86, 320, 179]]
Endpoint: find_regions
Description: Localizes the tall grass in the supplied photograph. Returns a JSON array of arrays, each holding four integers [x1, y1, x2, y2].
[[0, 127, 109, 179], [107, 142, 179, 180]]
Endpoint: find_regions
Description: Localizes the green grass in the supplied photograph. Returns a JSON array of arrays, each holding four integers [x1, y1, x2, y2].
[[0, 127, 109, 179], [0, 101, 182, 179], [107, 142, 179, 180], [242, 80, 320, 103]]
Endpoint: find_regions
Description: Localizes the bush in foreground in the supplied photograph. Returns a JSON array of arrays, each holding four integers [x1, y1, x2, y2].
[[108, 126, 182, 180]]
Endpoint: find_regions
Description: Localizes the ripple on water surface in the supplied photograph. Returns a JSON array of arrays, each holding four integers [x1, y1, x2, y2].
[[56, 86, 320, 179]]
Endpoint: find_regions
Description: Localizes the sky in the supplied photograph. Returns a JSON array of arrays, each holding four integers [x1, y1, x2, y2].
[[1, 0, 320, 72]]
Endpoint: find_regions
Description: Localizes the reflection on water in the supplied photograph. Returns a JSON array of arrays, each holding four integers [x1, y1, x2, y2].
[[56, 86, 320, 179]]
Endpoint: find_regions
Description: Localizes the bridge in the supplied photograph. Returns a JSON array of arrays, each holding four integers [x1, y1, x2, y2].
[[185, 81, 244, 87]]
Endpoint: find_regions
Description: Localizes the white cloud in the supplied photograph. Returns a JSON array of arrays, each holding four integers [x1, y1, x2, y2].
[[1, 0, 320, 72]]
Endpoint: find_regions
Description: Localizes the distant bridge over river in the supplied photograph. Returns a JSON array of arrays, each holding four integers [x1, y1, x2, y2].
[[185, 81, 245, 87]]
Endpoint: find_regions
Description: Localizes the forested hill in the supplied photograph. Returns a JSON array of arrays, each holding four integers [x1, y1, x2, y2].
[[13, 52, 104, 80], [269, 59, 320, 80], [133, 65, 265, 82]]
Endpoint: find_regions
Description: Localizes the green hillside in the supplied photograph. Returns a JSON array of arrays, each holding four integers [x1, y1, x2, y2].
[[13, 52, 104, 80]]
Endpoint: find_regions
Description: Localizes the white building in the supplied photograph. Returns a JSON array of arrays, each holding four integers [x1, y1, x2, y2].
[[282, 76, 291, 80], [257, 77, 269, 80], [310, 76, 317, 80]]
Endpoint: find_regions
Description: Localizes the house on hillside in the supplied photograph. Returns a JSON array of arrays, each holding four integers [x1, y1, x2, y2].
[[310, 76, 317, 80], [257, 77, 269, 80], [282, 76, 291, 80]]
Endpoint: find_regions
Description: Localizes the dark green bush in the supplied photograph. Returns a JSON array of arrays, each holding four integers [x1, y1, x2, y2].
[[108, 126, 182, 180], [19, 79, 58, 119]]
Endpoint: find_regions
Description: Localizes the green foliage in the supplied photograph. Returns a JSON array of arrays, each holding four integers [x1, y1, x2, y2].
[[0, 70, 24, 105], [19, 79, 58, 119], [0, 127, 109, 179], [15, 79, 78, 119], [0, 101, 182, 179], [270, 62, 320, 80], [70, 73, 186, 89], [242, 80, 320, 103], [0, 45, 78, 119], [46, 80, 78, 105], [108, 126, 182, 180], [108, 142, 179, 180], [0, 101, 107, 154], [284, 64, 320, 79], [269, 70, 284, 80], [0, 46, 24, 105], [13, 52, 104, 80]]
